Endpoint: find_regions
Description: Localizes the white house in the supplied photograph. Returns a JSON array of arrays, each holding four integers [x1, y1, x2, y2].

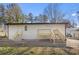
[[66, 27, 79, 38], [5, 23, 68, 42]]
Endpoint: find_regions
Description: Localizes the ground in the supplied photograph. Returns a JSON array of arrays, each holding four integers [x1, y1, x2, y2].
[[0, 39, 66, 47], [0, 47, 79, 55], [0, 39, 78, 55]]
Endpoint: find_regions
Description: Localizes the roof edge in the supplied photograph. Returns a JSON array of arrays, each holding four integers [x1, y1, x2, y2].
[[6, 23, 68, 25]]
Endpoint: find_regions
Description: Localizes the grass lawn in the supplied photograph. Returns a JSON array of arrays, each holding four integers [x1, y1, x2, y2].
[[0, 47, 79, 55]]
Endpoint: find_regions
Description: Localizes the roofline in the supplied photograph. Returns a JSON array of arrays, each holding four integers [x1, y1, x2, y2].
[[6, 23, 68, 25]]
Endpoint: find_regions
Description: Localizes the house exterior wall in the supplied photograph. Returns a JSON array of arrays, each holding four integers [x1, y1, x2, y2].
[[66, 28, 75, 37], [74, 31, 79, 39], [8, 24, 66, 40], [66, 28, 79, 38]]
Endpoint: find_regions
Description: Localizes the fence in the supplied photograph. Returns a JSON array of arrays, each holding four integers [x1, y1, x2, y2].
[[66, 38, 79, 48]]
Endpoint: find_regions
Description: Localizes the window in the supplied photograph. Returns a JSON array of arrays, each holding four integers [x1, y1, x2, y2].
[[25, 25, 27, 31]]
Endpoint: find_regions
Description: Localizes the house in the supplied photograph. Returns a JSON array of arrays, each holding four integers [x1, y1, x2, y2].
[[74, 29, 79, 39], [66, 28, 77, 38], [66, 27, 79, 38], [5, 23, 68, 43]]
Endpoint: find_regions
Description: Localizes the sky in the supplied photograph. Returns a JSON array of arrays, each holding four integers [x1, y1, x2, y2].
[[4, 3, 79, 25], [18, 3, 79, 16], [18, 3, 48, 16], [18, 3, 79, 25]]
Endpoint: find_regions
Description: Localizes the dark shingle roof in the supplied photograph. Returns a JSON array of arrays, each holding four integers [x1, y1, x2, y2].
[[6, 23, 68, 25]]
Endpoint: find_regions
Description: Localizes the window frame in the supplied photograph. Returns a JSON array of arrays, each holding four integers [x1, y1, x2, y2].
[[25, 25, 27, 31]]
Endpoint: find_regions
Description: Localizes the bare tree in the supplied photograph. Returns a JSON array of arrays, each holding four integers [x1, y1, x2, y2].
[[37, 14, 48, 23], [38, 14, 43, 23], [71, 19, 77, 27], [6, 3, 24, 23], [42, 14, 48, 23], [0, 4, 6, 24], [43, 3, 64, 23], [43, 4, 53, 21], [28, 13, 33, 23], [76, 11, 79, 26]]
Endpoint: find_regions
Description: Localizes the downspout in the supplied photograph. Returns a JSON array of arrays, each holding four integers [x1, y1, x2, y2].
[[7, 25, 9, 40], [65, 24, 66, 41]]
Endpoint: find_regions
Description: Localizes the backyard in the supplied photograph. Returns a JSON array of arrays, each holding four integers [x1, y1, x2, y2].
[[0, 47, 79, 55], [0, 39, 66, 47], [0, 39, 79, 55], [0, 3, 79, 55]]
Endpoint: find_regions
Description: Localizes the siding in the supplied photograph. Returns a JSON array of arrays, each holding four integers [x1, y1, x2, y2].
[[8, 24, 65, 40]]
